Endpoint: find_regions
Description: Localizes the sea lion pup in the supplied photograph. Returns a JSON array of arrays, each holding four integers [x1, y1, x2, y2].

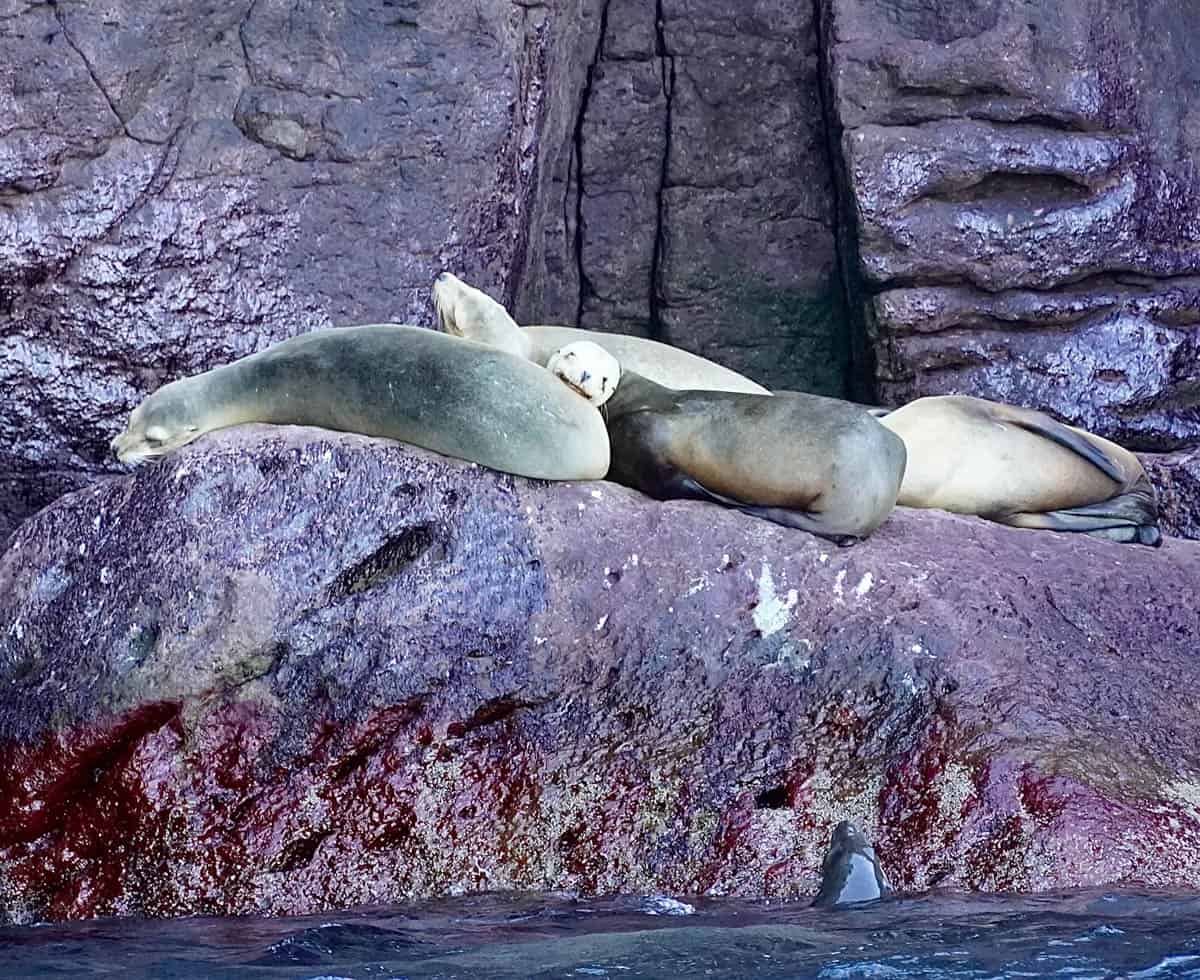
[[431, 270, 769, 394], [811, 820, 894, 908], [111, 324, 610, 481], [547, 341, 906, 542], [876, 396, 1161, 547]]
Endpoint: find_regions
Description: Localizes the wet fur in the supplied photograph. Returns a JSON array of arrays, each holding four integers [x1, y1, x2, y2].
[[112, 325, 610, 481], [876, 395, 1161, 546], [603, 372, 907, 542]]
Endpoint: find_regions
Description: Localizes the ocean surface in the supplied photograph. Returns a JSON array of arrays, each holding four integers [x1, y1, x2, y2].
[[2, 889, 1200, 980]]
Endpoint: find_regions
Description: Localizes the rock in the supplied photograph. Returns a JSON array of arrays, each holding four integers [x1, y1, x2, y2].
[[825, 0, 1200, 448], [1141, 448, 1200, 540], [0, 0, 589, 545], [2, 426, 1199, 924], [518, 0, 850, 397], [7, 0, 1199, 549]]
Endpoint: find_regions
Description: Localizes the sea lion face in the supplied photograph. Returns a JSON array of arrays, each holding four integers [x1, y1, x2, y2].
[[432, 271, 526, 358], [110, 381, 202, 464], [546, 342, 620, 407], [812, 819, 894, 908]]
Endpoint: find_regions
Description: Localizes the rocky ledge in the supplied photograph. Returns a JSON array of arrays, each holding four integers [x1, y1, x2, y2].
[[2, 426, 1199, 925]]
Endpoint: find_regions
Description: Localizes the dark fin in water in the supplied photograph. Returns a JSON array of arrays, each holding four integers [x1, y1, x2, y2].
[[1006, 411, 1125, 485]]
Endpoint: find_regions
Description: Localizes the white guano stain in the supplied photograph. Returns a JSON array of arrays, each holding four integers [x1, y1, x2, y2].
[[854, 572, 874, 597], [753, 563, 797, 638]]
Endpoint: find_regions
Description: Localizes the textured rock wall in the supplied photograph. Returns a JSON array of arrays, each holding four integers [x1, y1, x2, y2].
[[0, 0, 598, 543], [2, 429, 1200, 923], [518, 0, 849, 398], [825, 0, 1200, 448], [3, 0, 1200, 543]]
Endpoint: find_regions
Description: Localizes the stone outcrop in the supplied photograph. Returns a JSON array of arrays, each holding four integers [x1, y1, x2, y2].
[[3, 0, 1199, 546], [2, 427, 1199, 924], [521, 1, 849, 397], [0, 0, 599, 544], [1141, 448, 1200, 540], [825, 0, 1200, 448]]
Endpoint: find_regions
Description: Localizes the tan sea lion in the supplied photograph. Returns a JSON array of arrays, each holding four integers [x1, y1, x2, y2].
[[876, 396, 1161, 547], [431, 271, 769, 394], [548, 341, 906, 542], [812, 820, 895, 908], [111, 324, 610, 481]]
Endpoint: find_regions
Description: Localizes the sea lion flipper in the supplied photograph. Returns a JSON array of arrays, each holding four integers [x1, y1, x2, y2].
[[1006, 412, 1125, 485], [1003, 484, 1161, 546], [677, 475, 861, 544], [675, 475, 746, 508], [1002, 510, 1162, 546], [998, 479, 1162, 546]]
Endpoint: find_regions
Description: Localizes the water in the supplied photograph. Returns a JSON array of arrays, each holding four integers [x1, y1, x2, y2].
[[3, 889, 1200, 979]]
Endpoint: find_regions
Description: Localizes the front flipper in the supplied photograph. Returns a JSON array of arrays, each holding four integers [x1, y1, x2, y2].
[[1006, 411, 1125, 485], [675, 477, 860, 545]]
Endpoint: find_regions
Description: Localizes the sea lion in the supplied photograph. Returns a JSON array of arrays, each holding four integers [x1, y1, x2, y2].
[[547, 341, 906, 542], [431, 271, 769, 394], [111, 324, 610, 481], [812, 820, 894, 908], [876, 396, 1161, 546]]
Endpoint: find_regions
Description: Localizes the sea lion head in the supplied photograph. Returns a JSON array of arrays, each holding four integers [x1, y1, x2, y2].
[[432, 271, 528, 359], [110, 378, 205, 464], [546, 341, 620, 407], [811, 819, 894, 908]]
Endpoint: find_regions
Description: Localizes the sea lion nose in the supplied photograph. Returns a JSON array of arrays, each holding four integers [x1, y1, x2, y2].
[[580, 371, 591, 384]]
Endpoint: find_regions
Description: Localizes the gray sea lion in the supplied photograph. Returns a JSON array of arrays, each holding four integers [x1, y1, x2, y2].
[[548, 341, 906, 542], [431, 271, 769, 394], [876, 396, 1161, 546], [111, 324, 610, 481], [812, 820, 894, 908]]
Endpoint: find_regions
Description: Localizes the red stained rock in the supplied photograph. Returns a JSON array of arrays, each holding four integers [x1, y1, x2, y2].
[[1, 425, 1199, 924]]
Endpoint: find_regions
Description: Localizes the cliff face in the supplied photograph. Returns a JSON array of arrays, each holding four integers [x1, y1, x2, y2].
[[4, 0, 1195, 545], [3, 429, 1199, 924], [828, 0, 1200, 450]]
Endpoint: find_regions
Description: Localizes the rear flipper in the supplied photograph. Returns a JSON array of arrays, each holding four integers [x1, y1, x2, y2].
[[994, 479, 1162, 548], [674, 476, 861, 546]]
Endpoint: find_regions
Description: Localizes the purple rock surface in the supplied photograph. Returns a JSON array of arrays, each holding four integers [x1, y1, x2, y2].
[[2, 427, 1198, 923], [825, 0, 1200, 448]]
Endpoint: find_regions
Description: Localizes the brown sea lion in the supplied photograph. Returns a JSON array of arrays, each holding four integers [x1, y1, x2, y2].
[[431, 271, 769, 394], [876, 396, 1161, 546], [548, 341, 906, 542]]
